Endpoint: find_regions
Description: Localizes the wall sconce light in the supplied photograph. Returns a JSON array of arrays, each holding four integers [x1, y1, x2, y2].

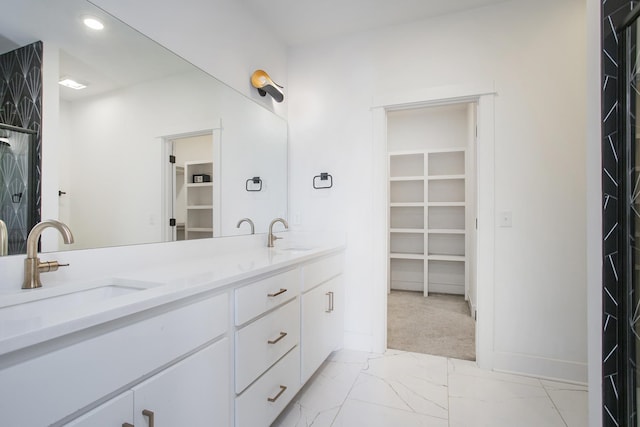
[[251, 70, 284, 103]]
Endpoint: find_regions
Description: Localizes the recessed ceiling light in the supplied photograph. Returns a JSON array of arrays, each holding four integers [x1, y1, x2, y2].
[[83, 17, 104, 30], [59, 78, 87, 90]]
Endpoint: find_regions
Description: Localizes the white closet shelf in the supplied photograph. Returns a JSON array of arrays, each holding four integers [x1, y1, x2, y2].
[[186, 182, 213, 188], [390, 202, 425, 207], [187, 205, 213, 210], [427, 255, 466, 262], [427, 174, 465, 180], [427, 202, 465, 207], [390, 253, 424, 260], [390, 228, 425, 234], [389, 176, 425, 181], [427, 229, 465, 234]]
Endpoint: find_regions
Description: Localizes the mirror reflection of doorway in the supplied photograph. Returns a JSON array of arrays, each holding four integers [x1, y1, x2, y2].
[[0, 124, 37, 255], [165, 132, 214, 242]]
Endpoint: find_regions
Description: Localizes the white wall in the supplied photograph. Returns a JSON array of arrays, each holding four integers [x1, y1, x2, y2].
[[90, 0, 288, 119], [387, 104, 469, 151], [288, 0, 587, 382]]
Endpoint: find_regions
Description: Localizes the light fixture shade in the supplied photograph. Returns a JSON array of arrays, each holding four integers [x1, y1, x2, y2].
[[251, 70, 284, 103]]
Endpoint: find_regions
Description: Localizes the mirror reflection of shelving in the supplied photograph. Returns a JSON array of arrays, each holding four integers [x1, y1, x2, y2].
[[388, 149, 467, 297], [185, 161, 213, 240]]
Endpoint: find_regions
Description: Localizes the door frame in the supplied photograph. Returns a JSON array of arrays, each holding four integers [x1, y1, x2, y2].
[[371, 84, 496, 368]]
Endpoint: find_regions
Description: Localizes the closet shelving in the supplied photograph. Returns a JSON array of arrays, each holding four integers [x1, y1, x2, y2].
[[185, 161, 214, 240], [388, 149, 467, 296]]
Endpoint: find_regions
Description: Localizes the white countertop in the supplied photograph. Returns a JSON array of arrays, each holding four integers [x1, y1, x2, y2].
[[0, 241, 344, 357]]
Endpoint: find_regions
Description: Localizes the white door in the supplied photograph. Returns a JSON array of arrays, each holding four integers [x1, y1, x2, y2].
[[301, 276, 342, 382]]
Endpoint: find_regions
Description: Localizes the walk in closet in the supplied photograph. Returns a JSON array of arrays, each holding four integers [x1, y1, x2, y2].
[[387, 103, 475, 300]]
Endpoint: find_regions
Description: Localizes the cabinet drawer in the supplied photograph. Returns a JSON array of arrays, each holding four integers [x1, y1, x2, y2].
[[235, 298, 300, 393], [302, 254, 343, 292], [0, 293, 228, 427], [235, 347, 301, 427], [235, 268, 299, 325]]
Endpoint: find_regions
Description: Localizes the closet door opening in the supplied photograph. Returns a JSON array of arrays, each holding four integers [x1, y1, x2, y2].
[[386, 102, 478, 361]]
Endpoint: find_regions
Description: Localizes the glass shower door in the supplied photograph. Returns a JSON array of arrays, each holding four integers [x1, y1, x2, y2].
[[621, 7, 640, 424]]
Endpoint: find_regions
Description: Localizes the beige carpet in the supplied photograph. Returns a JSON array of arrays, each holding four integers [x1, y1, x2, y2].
[[387, 290, 476, 360]]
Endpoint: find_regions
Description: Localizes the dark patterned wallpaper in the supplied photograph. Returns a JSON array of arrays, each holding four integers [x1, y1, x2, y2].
[[602, 1, 636, 426], [0, 41, 42, 254]]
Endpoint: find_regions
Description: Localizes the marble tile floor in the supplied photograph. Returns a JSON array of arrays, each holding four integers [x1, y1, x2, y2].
[[272, 349, 588, 427]]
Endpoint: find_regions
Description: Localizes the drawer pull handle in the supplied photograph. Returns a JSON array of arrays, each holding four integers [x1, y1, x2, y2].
[[123, 424, 134, 427], [326, 291, 334, 312], [142, 409, 155, 427], [268, 288, 287, 297], [267, 385, 288, 402], [268, 331, 288, 344]]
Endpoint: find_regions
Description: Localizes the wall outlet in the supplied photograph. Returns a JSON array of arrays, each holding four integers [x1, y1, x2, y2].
[[293, 212, 301, 225]]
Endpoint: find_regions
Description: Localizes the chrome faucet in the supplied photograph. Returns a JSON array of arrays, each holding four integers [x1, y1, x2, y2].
[[23, 219, 74, 289], [236, 218, 255, 234], [0, 219, 7, 256], [267, 218, 288, 247]]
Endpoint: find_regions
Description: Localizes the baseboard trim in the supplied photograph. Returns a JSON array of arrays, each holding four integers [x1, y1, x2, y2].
[[492, 350, 587, 384], [390, 280, 423, 292], [467, 298, 477, 320]]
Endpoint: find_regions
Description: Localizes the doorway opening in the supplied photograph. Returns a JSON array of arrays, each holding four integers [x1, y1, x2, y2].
[[162, 130, 219, 242], [385, 102, 478, 361]]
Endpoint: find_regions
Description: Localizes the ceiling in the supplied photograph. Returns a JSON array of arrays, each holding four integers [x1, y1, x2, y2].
[[0, 0, 194, 101], [240, 0, 510, 46], [0, 0, 511, 102]]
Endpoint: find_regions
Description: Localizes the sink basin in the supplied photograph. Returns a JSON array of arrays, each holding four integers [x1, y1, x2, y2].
[[0, 279, 159, 339]]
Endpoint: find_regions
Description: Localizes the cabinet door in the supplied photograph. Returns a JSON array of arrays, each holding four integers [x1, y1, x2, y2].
[[301, 276, 342, 382], [64, 391, 133, 427], [132, 338, 229, 427]]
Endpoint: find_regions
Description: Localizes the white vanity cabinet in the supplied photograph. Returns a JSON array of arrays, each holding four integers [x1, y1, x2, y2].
[[0, 246, 346, 427], [66, 338, 229, 427], [300, 255, 344, 382], [0, 293, 229, 426]]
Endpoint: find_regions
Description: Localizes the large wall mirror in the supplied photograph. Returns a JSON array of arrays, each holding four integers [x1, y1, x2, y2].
[[0, 0, 287, 255]]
